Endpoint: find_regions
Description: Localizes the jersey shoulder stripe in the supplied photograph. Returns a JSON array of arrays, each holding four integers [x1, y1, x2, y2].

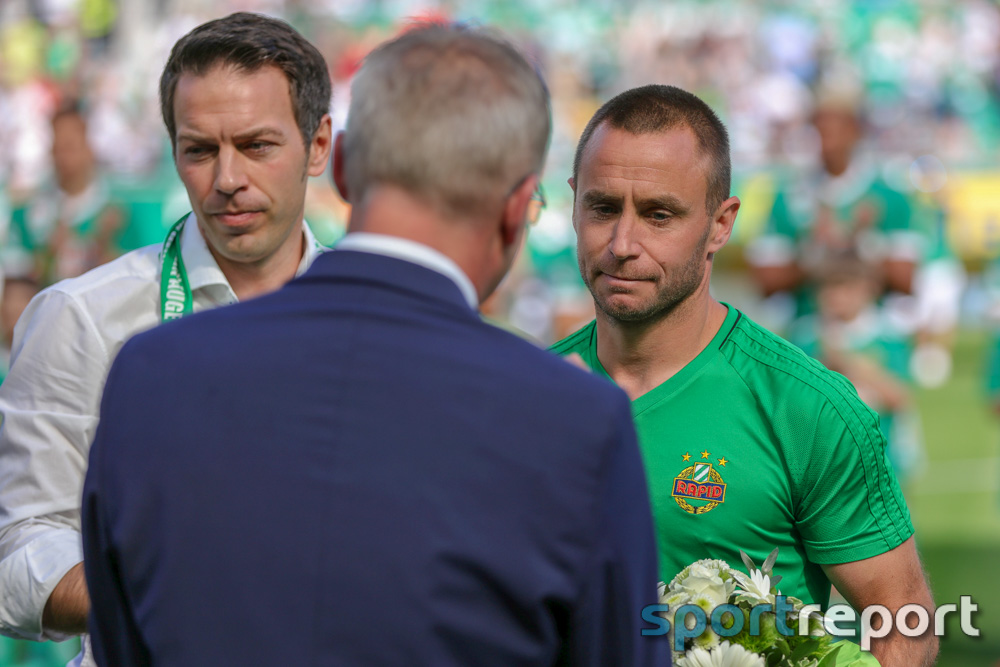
[[724, 314, 869, 415], [549, 321, 596, 355]]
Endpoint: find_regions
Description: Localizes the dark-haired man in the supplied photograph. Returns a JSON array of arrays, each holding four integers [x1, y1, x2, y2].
[[0, 13, 332, 658], [552, 85, 937, 666]]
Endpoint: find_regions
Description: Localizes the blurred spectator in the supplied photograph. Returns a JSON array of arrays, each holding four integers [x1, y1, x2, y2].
[[1, 103, 126, 338], [788, 252, 925, 485], [908, 193, 967, 388], [745, 86, 928, 332]]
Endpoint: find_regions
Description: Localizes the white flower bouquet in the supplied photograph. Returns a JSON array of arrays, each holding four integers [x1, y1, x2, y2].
[[658, 549, 880, 667]]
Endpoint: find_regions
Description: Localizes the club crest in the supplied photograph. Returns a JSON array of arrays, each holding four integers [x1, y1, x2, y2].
[[672, 451, 728, 515]]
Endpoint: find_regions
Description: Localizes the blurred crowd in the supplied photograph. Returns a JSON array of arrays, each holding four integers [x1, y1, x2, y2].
[[1, 0, 1000, 474]]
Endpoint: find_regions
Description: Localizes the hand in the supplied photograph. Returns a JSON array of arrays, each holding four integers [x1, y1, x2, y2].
[[563, 353, 589, 371]]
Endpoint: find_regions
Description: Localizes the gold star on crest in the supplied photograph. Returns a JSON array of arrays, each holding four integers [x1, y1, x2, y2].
[[700, 450, 710, 460], [682, 453, 691, 462], [718, 457, 728, 467]]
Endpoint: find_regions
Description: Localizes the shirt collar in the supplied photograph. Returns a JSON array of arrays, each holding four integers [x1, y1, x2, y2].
[[334, 232, 479, 310], [180, 212, 325, 293]]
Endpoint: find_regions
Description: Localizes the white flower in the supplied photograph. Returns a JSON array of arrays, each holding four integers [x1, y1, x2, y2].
[[676, 641, 766, 667], [670, 560, 735, 590], [692, 627, 721, 651], [732, 569, 774, 604], [669, 561, 736, 607], [661, 590, 691, 608]]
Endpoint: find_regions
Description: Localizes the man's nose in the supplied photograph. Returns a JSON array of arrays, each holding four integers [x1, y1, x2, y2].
[[214, 147, 248, 195], [608, 211, 641, 261]]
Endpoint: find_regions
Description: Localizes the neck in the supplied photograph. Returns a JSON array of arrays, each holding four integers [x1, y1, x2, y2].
[[594, 280, 728, 401], [209, 227, 304, 302], [347, 185, 492, 303]]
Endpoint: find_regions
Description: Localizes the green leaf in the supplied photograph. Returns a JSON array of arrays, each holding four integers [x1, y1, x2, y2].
[[815, 645, 842, 667], [775, 638, 791, 656], [763, 547, 779, 574], [827, 641, 882, 665], [740, 549, 758, 573], [790, 639, 819, 661], [771, 574, 783, 589]]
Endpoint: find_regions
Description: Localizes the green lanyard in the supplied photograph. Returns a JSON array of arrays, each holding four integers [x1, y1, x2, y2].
[[159, 215, 193, 321]]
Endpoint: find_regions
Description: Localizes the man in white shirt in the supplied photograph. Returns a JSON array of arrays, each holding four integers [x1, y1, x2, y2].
[[0, 11, 333, 654]]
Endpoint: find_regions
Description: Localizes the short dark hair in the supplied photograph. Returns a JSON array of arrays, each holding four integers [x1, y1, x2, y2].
[[573, 85, 731, 213], [159, 12, 331, 148], [52, 99, 85, 126]]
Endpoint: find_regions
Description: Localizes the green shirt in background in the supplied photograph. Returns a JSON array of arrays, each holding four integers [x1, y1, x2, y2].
[[551, 305, 913, 608]]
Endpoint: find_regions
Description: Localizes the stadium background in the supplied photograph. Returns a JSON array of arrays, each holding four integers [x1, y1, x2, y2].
[[1, 0, 998, 664]]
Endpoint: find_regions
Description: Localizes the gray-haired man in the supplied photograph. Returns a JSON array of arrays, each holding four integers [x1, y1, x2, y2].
[[82, 23, 667, 666]]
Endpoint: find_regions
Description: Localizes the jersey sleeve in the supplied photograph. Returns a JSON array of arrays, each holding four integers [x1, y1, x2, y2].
[[0, 287, 111, 640], [875, 184, 927, 263], [788, 383, 914, 565]]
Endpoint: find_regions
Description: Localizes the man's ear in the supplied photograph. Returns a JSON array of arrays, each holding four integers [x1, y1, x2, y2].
[[567, 176, 580, 231], [307, 115, 333, 178], [500, 174, 538, 246], [331, 131, 349, 203], [707, 195, 740, 255]]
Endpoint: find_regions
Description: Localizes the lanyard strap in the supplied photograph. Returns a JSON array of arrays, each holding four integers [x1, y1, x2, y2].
[[159, 215, 193, 321]]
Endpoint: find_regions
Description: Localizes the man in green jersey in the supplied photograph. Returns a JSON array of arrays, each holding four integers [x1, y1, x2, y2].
[[552, 84, 937, 666]]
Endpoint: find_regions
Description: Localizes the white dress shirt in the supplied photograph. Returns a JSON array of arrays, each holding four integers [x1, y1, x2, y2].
[[335, 232, 479, 310], [0, 214, 322, 642]]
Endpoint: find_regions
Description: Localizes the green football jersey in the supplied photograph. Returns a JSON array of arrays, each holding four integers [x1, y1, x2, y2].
[[551, 305, 913, 607]]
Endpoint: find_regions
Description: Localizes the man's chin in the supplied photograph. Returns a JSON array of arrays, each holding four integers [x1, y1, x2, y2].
[[595, 295, 660, 323], [208, 235, 268, 266]]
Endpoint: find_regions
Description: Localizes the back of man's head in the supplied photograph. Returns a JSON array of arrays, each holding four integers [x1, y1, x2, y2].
[[343, 24, 551, 220], [159, 12, 331, 149], [573, 84, 730, 213]]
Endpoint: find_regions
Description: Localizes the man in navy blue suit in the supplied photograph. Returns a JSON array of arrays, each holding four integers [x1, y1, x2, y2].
[[82, 24, 667, 666]]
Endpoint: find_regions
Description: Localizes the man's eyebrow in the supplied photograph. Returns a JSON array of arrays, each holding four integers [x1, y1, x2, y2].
[[175, 127, 287, 144], [580, 190, 622, 207], [232, 127, 287, 143], [176, 131, 211, 144]]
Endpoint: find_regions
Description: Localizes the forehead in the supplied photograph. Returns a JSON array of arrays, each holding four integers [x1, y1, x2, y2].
[[173, 64, 295, 135], [577, 123, 709, 201]]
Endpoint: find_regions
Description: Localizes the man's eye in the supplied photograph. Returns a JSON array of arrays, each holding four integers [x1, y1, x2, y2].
[[592, 205, 617, 218], [245, 141, 273, 154], [183, 145, 213, 158], [649, 211, 673, 223]]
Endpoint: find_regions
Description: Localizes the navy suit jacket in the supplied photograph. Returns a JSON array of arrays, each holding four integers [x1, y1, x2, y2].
[[82, 249, 668, 666]]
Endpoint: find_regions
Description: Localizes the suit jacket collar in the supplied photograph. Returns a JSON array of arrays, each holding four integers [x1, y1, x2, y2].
[[305, 249, 479, 315], [335, 233, 478, 309]]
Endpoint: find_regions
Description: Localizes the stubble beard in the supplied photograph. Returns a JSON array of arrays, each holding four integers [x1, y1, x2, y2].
[[582, 234, 709, 325]]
